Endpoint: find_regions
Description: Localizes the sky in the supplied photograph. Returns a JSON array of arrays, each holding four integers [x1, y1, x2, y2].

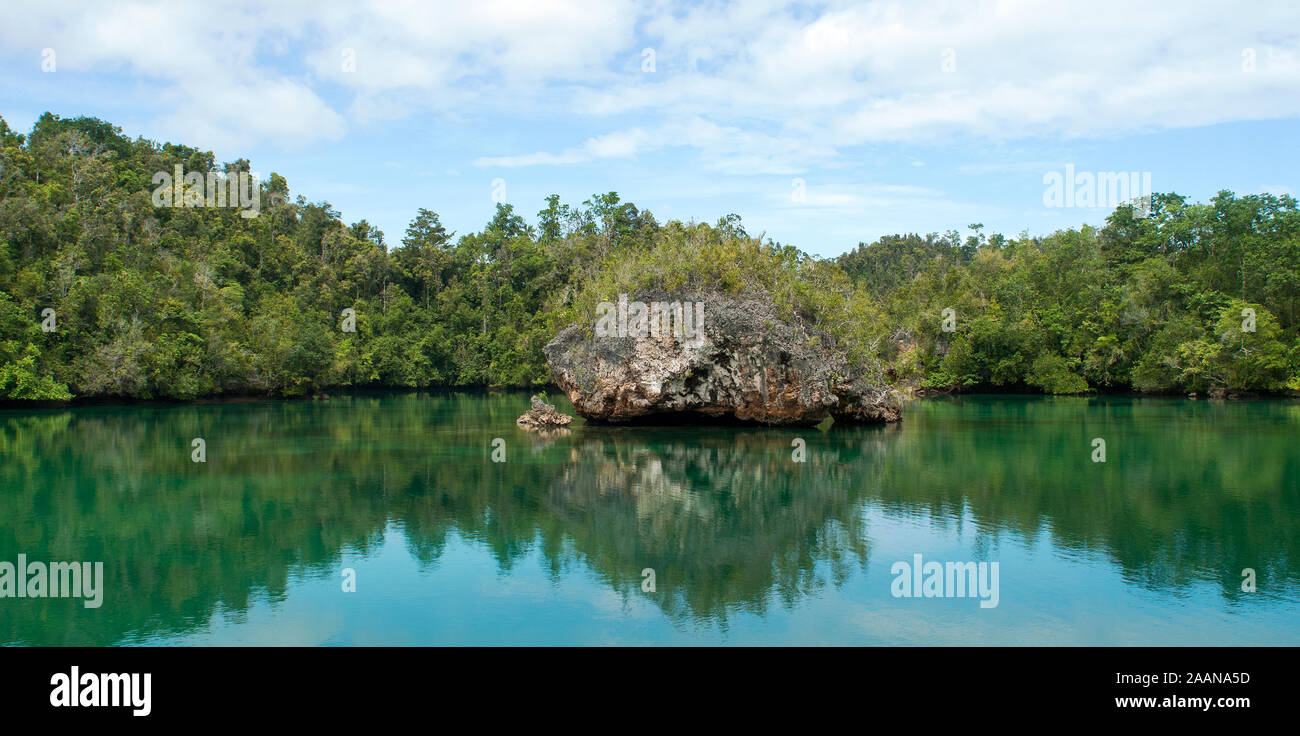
[[1, 0, 1298, 258]]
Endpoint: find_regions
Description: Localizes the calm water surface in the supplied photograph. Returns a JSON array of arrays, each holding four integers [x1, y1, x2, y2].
[[2, 393, 1298, 645]]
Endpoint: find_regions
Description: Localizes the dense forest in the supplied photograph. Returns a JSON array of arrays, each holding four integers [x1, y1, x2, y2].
[[1, 113, 1297, 400]]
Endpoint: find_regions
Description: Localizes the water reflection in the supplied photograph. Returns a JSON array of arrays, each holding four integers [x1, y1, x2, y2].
[[0, 393, 1297, 645]]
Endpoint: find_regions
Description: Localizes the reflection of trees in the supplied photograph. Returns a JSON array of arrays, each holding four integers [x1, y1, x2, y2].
[[1, 393, 1296, 643], [0, 402, 396, 645], [869, 397, 1300, 597]]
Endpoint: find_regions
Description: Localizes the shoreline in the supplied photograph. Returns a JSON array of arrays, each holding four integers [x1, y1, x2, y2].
[[2, 384, 1297, 412]]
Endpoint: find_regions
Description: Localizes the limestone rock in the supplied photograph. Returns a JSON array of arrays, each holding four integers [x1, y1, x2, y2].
[[544, 290, 902, 426]]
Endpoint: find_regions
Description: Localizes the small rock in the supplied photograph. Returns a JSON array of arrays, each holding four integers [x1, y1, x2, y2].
[[517, 395, 574, 431]]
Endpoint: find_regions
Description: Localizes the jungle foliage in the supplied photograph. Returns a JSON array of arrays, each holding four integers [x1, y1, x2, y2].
[[1, 113, 1297, 399]]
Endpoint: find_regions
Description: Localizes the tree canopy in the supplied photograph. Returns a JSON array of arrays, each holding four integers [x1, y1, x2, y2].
[[1, 112, 1297, 400]]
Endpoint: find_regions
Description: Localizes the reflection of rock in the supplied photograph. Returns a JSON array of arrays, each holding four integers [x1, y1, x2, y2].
[[545, 290, 903, 426], [526, 426, 571, 441], [538, 429, 892, 623], [516, 395, 573, 431]]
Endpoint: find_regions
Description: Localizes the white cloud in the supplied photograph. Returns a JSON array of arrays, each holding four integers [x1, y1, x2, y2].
[[770, 183, 948, 212], [2, 0, 1298, 165], [578, 0, 1300, 153], [0, 0, 634, 149], [474, 128, 655, 167], [0, 1, 343, 149], [474, 116, 837, 174], [309, 0, 635, 87], [157, 78, 347, 151]]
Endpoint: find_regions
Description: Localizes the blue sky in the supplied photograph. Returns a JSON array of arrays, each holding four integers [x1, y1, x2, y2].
[[2, 0, 1298, 258]]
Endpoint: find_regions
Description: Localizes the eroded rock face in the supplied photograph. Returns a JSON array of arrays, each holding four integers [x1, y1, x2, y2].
[[544, 290, 901, 426]]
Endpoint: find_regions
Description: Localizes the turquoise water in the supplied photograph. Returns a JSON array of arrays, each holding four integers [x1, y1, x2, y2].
[[1, 393, 1298, 645]]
